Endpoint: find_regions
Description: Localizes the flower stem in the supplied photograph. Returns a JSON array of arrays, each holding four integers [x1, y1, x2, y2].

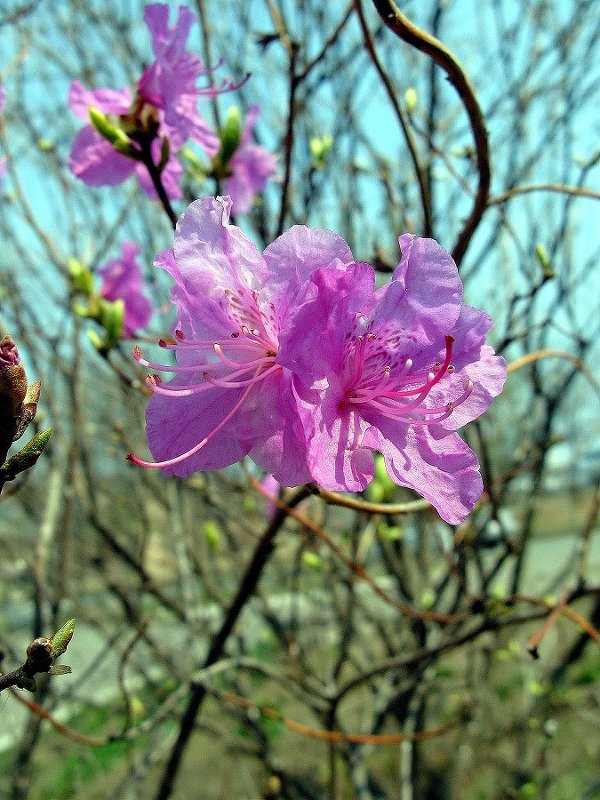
[[139, 140, 178, 230]]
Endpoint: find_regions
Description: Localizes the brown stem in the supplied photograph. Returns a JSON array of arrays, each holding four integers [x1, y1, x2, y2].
[[139, 140, 178, 230], [276, 45, 299, 237]]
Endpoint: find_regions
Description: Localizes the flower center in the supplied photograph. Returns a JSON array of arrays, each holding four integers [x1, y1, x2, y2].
[[343, 333, 473, 426]]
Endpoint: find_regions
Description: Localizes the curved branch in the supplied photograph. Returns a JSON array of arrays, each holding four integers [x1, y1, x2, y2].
[[370, 0, 490, 266], [354, 0, 433, 236], [489, 183, 600, 206]]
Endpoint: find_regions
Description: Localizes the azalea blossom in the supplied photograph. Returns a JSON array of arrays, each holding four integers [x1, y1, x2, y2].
[[224, 106, 277, 214], [68, 4, 235, 199], [137, 4, 221, 157], [278, 234, 507, 524], [99, 242, 153, 336], [129, 195, 355, 485], [130, 197, 506, 524]]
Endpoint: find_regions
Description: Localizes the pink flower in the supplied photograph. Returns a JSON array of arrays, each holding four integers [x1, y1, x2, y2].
[[130, 198, 506, 524], [224, 106, 277, 214], [278, 235, 507, 524], [129, 195, 354, 485], [99, 242, 153, 336], [68, 4, 233, 199], [137, 4, 220, 157]]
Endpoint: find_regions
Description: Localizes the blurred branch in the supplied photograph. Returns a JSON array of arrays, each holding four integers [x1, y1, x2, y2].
[[154, 484, 312, 800], [508, 348, 600, 397], [489, 183, 600, 205]]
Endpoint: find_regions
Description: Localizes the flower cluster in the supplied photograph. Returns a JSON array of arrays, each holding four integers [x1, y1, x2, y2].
[[68, 4, 275, 210], [69, 4, 221, 199], [130, 197, 507, 524]]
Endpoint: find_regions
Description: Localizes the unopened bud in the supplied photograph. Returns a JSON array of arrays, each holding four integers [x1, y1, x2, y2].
[[0, 335, 45, 477], [0, 335, 27, 416], [535, 243, 555, 278], [218, 106, 242, 167], [26, 637, 53, 666], [68, 257, 95, 297], [99, 298, 125, 348], [405, 87, 418, 113], [89, 107, 137, 159]]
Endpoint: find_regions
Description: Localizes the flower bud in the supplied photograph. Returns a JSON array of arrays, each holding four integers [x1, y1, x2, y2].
[[0, 335, 45, 474], [0, 335, 27, 417], [218, 106, 242, 166], [89, 107, 137, 158]]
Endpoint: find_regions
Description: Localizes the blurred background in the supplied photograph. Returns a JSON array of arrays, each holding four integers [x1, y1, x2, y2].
[[1, 1, 599, 798]]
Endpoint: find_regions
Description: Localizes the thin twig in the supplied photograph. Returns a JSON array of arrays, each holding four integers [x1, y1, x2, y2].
[[370, 0, 490, 266], [354, 0, 432, 236], [489, 183, 600, 206]]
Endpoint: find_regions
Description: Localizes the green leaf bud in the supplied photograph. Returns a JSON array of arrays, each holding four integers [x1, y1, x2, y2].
[[89, 107, 137, 159]]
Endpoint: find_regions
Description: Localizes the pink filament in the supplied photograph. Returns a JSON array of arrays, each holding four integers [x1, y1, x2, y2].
[[127, 374, 259, 469], [346, 335, 472, 425], [129, 322, 279, 469]]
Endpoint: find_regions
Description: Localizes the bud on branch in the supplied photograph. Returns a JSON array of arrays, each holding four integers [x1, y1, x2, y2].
[[0, 619, 76, 693], [0, 335, 51, 492]]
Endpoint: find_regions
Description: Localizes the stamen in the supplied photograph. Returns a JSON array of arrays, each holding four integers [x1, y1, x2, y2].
[[203, 363, 280, 389], [127, 371, 259, 469], [344, 334, 472, 429]]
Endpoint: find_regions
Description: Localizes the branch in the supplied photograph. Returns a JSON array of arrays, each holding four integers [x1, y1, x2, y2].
[[489, 183, 600, 205], [370, 0, 490, 265], [153, 485, 312, 800], [0, 619, 75, 693]]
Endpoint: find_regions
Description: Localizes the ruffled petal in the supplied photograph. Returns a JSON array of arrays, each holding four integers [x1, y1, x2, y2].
[[263, 227, 358, 331], [146, 380, 252, 475], [169, 196, 270, 339], [424, 305, 507, 430], [376, 421, 483, 524], [247, 373, 312, 486], [69, 126, 135, 186], [68, 80, 131, 119], [293, 378, 375, 492], [383, 234, 463, 345], [277, 261, 375, 383]]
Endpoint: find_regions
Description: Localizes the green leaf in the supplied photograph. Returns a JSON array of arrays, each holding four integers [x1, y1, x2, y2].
[[0, 427, 53, 480]]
